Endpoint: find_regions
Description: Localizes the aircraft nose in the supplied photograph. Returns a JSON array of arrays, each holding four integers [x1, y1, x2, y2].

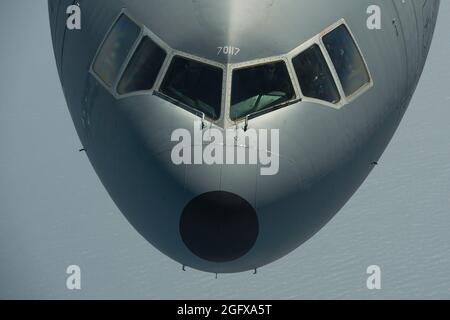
[[180, 191, 259, 263]]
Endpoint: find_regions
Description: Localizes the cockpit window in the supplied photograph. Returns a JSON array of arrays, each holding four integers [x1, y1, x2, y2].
[[117, 36, 167, 95], [322, 24, 370, 97], [230, 61, 295, 121], [159, 56, 223, 120], [292, 44, 340, 104], [93, 14, 141, 87]]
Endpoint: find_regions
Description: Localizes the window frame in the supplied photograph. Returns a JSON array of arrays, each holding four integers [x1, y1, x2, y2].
[[155, 54, 226, 122], [287, 30, 344, 109], [291, 43, 341, 105], [116, 35, 169, 96], [89, 10, 171, 100], [226, 57, 301, 123], [319, 19, 373, 104], [90, 14, 372, 128], [90, 13, 141, 88]]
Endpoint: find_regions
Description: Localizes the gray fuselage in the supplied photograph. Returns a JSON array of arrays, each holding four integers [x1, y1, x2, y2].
[[49, 0, 439, 273]]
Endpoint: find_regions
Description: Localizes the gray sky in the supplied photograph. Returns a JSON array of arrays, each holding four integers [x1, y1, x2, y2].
[[0, 1, 449, 299]]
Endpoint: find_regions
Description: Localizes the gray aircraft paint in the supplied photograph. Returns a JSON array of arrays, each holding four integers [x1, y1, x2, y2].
[[47, 0, 439, 274], [1, 0, 450, 299]]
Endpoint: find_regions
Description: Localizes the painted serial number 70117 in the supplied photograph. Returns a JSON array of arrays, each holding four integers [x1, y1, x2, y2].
[[217, 46, 241, 56]]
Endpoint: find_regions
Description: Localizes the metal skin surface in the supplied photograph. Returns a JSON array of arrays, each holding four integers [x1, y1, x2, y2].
[[48, 0, 439, 273]]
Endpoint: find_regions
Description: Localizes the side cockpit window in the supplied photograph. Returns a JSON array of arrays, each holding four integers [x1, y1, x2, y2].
[[230, 61, 295, 121], [322, 24, 370, 97], [292, 44, 340, 104], [93, 14, 140, 87], [117, 36, 167, 94], [159, 57, 223, 120]]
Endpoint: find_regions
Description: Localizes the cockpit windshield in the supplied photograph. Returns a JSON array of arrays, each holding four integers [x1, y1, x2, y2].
[[292, 44, 340, 104], [160, 56, 223, 120], [230, 61, 295, 121], [92, 14, 372, 125], [117, 36, 167, 94], [322, 24, 370, 97], [93, 14, 140, 87]]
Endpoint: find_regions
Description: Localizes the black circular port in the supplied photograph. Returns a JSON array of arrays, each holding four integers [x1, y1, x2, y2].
[[180, 191, 259, 263]]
